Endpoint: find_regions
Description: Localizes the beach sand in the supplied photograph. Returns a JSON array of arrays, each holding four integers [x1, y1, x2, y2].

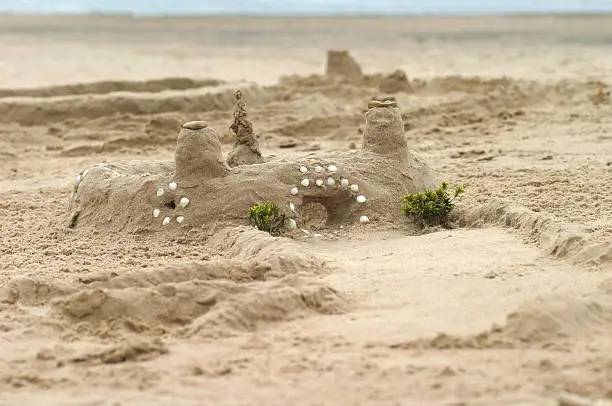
[[0, 14, 611, 405]]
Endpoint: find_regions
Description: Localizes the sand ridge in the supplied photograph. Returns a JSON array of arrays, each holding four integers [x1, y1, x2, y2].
[[0, 14, 611, 406]]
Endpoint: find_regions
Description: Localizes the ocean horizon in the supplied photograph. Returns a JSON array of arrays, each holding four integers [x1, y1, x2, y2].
[[2, 0, 612, 16]]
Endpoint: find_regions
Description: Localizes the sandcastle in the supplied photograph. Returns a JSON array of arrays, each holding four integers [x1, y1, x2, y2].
[[66, 94, 437, 232]]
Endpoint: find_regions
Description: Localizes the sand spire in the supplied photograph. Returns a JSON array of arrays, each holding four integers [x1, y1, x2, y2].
[[226, 89, 265, 167]]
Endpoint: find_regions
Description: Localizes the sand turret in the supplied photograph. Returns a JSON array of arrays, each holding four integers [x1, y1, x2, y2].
[[363, 99, 407, 157], [174, 120, 229, 187]]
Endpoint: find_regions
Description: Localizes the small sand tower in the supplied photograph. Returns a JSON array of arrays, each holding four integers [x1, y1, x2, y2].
[[174, 121, 229, 187], [363, 98, 407, 158]]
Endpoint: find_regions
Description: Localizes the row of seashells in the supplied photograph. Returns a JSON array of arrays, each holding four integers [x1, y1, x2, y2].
[[289, 161, 370, 225], [154, 182, 190, 226]]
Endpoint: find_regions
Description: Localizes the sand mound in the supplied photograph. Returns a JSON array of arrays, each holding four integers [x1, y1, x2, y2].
[[66, 96, 437, 232], [207, 226, 327, 275], [1, 224, 340, 338], [0, 277, 76, 306], [57, 114, 186, 156], [378, 70, 414, 94], [393, 287, 612, 351], [185, 275, 347, 338], [51, 272, 346, 337], [144, 115, 184, 142], [67, 337, 168, 365], [496, 294, 610, 343], [460, 199, 612, 268], [325, 50, 362, 83], [0, 77, 224, 99], [0, 82, 268, 126]]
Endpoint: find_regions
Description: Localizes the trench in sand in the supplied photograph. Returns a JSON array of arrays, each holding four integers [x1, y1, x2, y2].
[[297, 227, 609, 341]]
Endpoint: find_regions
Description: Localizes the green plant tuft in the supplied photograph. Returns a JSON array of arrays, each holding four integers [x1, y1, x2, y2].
[[247, 202, 287, 236], [400, 182, 465, 227]]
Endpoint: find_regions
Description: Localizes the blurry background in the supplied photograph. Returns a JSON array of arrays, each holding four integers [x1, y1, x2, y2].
[[1, 1, 611, 87], [2, 0, 612, 15]]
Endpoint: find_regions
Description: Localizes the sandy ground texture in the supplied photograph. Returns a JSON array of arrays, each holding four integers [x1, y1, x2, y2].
[[0, 14, 611, 406]]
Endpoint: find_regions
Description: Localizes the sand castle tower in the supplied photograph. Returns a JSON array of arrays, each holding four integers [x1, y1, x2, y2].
[[66, 90, 436, 232], [363, 98, 407, 157], [174, 121, 229, 187]]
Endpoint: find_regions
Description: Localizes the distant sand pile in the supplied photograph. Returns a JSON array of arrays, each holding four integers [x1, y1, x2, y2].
[[378, 70, 414, 94], [65, 93, 436, 232], [325, 50, 362, 83]]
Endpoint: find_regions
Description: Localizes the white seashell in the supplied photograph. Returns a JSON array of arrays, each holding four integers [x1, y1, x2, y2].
[[176, 216, 184, 224], [290, 187, 298, 195], [287, 219, 297, 229], [168, 182, 178, 191], [289, 202, 295, 211], [340, 178, 349, 187], [356, 195, 367, 203], [350, 184, 359, 192], [316, 179, 324, 187], [75, 175, 81, 185], [314, 233, 322, 238], [328, 165, 338, 172], [162, 216, 171, 226], [301, 178, 310, 187], [359, 215, 370, 223], [327, 177, 335, 186], [300, 166, 308, 173], [156, 188, 164, 197], [153, 209, 160, 218], [179, 197, 190, 208], [315, 166, 324, 173]]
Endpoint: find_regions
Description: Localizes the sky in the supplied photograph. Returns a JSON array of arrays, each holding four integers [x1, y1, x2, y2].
[[1, 0, 612, 15]]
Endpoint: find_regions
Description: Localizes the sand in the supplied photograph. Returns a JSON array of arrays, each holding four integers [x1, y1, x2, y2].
[[0, 14, 611, 406]]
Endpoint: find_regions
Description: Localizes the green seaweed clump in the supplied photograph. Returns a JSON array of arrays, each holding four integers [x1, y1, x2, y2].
[[401, 182, 464, 227], [248, 202, 287, 236]]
